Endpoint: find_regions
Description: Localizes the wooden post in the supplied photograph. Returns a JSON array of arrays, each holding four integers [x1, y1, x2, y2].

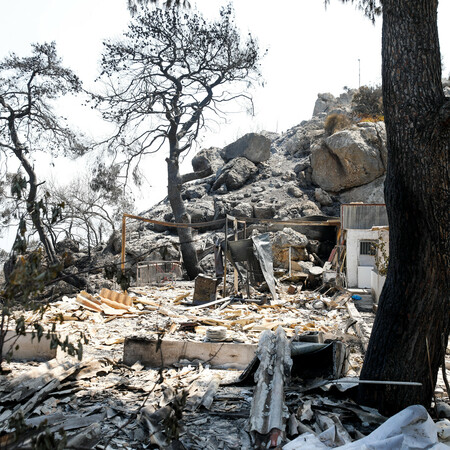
[[223, 216, 228, 298], [289, 246, 292, 278], [233, 218, 238, 295], [121, 214, 126, 273]]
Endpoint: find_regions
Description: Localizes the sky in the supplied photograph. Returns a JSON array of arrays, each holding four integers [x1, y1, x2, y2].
[[1, 0, 449, 250]]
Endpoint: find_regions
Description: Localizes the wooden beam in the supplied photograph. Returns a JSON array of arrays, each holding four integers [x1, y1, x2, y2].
[[123, 337, 257, 369]]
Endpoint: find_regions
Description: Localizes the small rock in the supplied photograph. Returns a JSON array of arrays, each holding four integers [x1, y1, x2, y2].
[[287, 285, 297, 295], [314, 188, 333, 206], [287, 185, 303, 198]]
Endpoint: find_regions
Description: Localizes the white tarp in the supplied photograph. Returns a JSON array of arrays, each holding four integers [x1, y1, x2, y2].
[[283, 405, 450, 449]]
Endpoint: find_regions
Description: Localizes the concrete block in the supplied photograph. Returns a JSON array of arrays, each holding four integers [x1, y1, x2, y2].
[[193, 274, 217, 304], [2, 331, 57, 361]]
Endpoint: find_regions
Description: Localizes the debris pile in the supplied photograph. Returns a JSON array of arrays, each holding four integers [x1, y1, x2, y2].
[[1, 282, 449, 449]]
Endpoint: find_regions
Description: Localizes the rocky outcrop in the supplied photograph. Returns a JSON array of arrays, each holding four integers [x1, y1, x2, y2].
[[311, 125, 386, 192], [312, 91, 354, 117], [220, 133, 271, 163], [40, 88, 392, 288], [212, 157, 258, 191]]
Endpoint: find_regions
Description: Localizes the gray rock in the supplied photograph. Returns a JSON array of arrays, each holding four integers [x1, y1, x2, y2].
[[272, 168, 283, 177], [214, 184, 228, 194], [312, 91, 355, 117], [287, 185, 303, 198], [188, 201, 215, 223], [313, 93, 337, 116], [231, 202, 254, 218], [297, 171, 309, 187], [192, 147, 224, 174], [300, 200, 322, 216], [281, 171, 297, 182], [212, 157, 258, 191], [252, 186, 265, 193], [294, 157, 311, 174], [183, 185, 208, 200], [221, 133, 271, 163], [56, 238, 80, 254], [339, 175, 386, 204], [314, 188, 333, 206], [253, 202, 275, 219], [272, 227, 308, 249], [311, 129, 386, 192]]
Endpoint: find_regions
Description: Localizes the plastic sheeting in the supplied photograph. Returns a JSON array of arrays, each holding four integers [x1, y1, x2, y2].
[[283, 405, 450, 449], [226, 233, 278, 301], [252, 233, 278, 301]]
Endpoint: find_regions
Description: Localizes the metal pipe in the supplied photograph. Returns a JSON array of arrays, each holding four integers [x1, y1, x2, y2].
[[330, 379, 422, 387]]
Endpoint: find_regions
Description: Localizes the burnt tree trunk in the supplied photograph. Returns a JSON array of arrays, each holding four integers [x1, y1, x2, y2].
[[166, 142, 200, 280], [359, 0, 450, 415], [8, 116, 58, 264]]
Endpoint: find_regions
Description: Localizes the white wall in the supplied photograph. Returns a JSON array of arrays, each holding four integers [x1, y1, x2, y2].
[[371, 269, 386, 303], [346, 229, 380, 288]]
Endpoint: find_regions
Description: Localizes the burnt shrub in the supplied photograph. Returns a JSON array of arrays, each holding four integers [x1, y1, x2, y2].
[[352, 85, 383, 118], [324, 113, 353, 136]]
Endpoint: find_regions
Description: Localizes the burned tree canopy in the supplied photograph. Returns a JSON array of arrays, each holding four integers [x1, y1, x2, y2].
[[0, 42, 86, 262], [97, 5, 262, 279]]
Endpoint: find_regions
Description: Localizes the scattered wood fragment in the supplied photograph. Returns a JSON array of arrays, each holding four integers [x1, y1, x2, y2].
[[76, 293, 103, 313], [346, 300, 371, 351]]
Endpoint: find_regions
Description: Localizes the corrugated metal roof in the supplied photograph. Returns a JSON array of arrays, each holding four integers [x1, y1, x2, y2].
[[341, 204, 388, 229]]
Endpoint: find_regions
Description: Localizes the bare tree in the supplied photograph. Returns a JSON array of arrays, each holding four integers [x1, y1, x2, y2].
[[0, 42, 86, 262], [47, 173, 134, 255], [97, 5, 262, 279]]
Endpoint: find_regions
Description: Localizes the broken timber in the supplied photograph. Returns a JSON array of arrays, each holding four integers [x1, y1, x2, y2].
[[346, 299, 371, 352], [123, 337, 257, 369], [249, 327, 292, 448]]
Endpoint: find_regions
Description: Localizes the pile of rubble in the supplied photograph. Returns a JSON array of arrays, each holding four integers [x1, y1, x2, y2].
[[1, 281, 449, 449]]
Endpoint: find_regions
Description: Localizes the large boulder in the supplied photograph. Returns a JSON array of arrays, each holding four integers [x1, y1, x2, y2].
[[311, 128, 386, 192], [221, 133, 271, 163], [212, 157, 258, 191], [339, 175, 386, 204], [192, 147, 224, 174]]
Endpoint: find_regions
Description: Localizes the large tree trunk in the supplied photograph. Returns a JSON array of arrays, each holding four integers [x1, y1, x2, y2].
[[359, 0, 450, 415], [166, 153, 200, 280]]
